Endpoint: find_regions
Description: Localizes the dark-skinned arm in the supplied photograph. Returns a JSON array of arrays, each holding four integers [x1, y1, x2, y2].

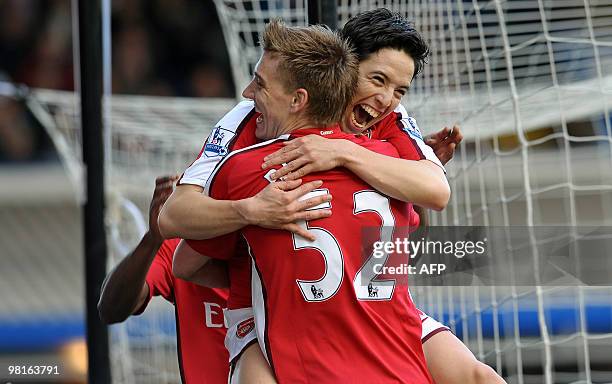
[[97, 175, 177, 324]]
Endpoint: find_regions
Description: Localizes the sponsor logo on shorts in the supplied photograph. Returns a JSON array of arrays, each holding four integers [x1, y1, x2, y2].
[[204, 126, 232, 157], [236, 317, 255, 339]]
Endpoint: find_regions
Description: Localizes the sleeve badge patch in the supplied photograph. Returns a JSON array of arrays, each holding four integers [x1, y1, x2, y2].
[[204, 126, 232, 157], [402, 117, 424, 140]]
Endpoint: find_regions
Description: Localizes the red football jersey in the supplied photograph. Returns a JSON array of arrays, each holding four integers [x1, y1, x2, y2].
[[184, 102, 434, 306], [368, 108, 443, 168], [180, 101, 442, 189], [137, 239, 230, 384], [191, 127, 432, 383], [185, 236, 252, 310]]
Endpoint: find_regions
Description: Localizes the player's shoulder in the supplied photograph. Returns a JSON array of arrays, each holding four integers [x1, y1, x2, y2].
[[354, 133, 400, 158], [217, 99, 256, 131], [392, 104, 423, 141], [222, 135, 284, 163], [371, 104, 424, 143], [204, 137, 285, 194], [201, 100, 257, 157]]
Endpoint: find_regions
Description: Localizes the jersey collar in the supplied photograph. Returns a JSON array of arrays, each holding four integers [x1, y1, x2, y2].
[[281, 124, 343, 140]]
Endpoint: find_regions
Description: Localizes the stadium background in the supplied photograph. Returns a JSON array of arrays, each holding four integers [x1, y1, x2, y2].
[[1, 0, 612, 383]]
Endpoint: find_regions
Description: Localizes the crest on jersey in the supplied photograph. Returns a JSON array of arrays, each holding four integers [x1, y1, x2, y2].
[[204, 126, 232, 157], [367, 283, 379, 298], [402, 117, 423, 140], [310, 284, 324, 299], [236, 317, 255, 339]]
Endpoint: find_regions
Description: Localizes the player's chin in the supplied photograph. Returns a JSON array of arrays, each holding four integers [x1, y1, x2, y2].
[[254, 124, 267, 140], [254, 127, 267, 140]]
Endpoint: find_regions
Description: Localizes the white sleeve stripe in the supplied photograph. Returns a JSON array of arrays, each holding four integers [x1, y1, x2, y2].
[[179, 156, 224, 188], [178, 177, 207, 187], [204, 136, 290, 195], [393, 105, 445, 172], [421, 326, 451, 343], [421, 314, 451, 341], [180, 100, 256, 189], [397, 118, 445, 172]]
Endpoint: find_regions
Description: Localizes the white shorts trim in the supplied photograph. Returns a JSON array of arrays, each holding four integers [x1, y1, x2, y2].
[[224, 307, 257, 363], [420, 312, 450, 342]]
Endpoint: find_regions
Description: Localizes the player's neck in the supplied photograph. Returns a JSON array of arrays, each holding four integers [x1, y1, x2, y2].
[[279, 117, 318, 136]]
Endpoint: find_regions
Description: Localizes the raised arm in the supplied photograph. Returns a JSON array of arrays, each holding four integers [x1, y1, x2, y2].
[[340, 142, 449, 210], [262, 125, 463, 211], [340, 124, 462, 210], [261, 138, 439, 209], [172, 239, 229, 288], [158, 179, 332, 241], [157, 100, 333, 242], [98, 175, 177, 324]]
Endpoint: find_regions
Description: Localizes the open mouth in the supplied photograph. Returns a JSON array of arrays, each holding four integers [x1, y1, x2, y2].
[[351, 104, 381, 129]]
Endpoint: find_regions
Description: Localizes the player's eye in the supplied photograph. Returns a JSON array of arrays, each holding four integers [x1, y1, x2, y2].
[[252, 75, 263, 88], [395, 89, 406, 97], [372, 75, 384, 85]]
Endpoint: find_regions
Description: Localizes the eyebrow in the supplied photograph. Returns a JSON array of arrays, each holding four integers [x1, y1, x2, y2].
[[254, 72, 266, 86], [372, 70, 410, 91]]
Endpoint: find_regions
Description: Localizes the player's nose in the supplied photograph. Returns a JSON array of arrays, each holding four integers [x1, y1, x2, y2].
[[374, 88, 393, 109], [242, 81, 255, 100]]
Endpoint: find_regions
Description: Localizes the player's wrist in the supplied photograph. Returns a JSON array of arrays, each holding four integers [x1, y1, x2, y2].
[[339, 139, 361, 168], [143, 230, 164, 249], [232, 198, 257, 226]]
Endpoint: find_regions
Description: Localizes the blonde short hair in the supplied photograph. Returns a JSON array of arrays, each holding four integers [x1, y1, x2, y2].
[[261, 19, 359, 126]]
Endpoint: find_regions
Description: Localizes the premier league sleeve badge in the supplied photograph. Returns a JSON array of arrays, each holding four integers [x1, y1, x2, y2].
[[204, 126, 232, 157]]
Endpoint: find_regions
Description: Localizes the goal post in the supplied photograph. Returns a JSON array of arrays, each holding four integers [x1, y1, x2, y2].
[[76, 0, 111, 382], [4, 1, 612, 383]]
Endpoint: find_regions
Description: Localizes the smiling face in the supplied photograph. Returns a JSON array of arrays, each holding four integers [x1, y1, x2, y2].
[[242, 52, 295, 140], [342, 48, 415, 134]]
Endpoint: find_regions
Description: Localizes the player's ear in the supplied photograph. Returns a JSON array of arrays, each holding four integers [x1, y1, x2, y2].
[[290, 88, 309, 113]]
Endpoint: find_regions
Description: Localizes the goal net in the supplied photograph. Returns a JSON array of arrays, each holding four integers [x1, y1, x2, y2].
[[3, 0, 612, 383], [0, 80, 235, 383], [198, 1, 612, 383]]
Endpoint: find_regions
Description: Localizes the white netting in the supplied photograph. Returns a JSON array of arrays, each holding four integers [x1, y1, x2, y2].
[[213, 0, 309, 97], [0, 81, 235, 383], [4, 0, 612, 382], [402, 2, 612, 383], [212, 1, 612, 383]]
